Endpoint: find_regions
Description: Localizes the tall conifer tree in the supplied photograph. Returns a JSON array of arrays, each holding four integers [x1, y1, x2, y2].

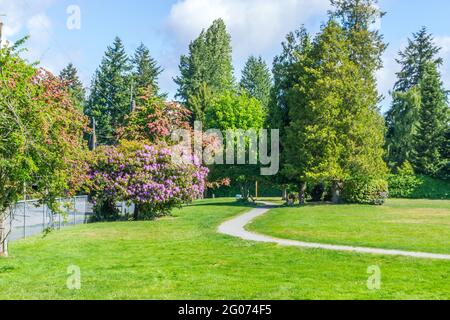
[[240, 56, 272, 108], [132, 43, 163, 95], [86, 37, 131, 145], [59, 63, 86, 113], [175, 19, 234, 120], [412, 62, 449, 176]]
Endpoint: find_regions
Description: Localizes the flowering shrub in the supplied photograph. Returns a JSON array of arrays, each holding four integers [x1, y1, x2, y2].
[[88, 141, 208, 219]]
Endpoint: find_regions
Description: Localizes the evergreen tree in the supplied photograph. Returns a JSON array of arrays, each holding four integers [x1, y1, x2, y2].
[[268, 26, 311, 132], [240, 56, 272, 107], [188, 82, 214, 123], [394, 27, 443, 92], [285, 0, 387, 203], [385, 88, 421, 167], [86, 37, 131, 145], [412, 62, 449, 177], [132, 43, 163, 95], [174, 19, 234, 120], [386, 28, 443, 168], [59, 63, 86, 112]]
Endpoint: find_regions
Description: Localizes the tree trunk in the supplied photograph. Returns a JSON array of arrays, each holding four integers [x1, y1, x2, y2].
[[331, 181, 343, 204], [282, 187, 287, 201], [0, 212, 9, 257], [133, 204, 141, 221], [298, 182, 307, 205]]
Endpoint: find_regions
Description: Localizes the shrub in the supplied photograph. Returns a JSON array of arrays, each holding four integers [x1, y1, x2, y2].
[[388, 175, 450, 199], [342, 178, 389, 205], [88, 142, 209, 219], [387, 161, 450, 199]]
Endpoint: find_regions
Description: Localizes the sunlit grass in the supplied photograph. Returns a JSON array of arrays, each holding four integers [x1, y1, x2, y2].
[[0, 198, 449, 300], [248, 199, 450, 254]]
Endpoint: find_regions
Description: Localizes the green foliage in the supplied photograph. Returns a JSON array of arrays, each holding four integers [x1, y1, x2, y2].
[[175, 19, 234, 120], [283, 1, 387, 204], [268, 27, 312, 190], [342, 177, 389, 205], [132, 43, 163, 96], [388, 162, 450, 199], [393, 27, 443, 92], [205, 90, 267, 199], [118, 88, 191, 144], [205, 90, 265, 130], [59, 63, 86, 113], [240, 55, 272, 107], [86, 37, 131, 145], [0, 41, 88, 253], [385, 87, 421, 167], [268, 26, 311, 133], [412, 62, 449, 177], [285, 19, 387, 185], [187, 82, 214, 123], [386, 28, 445, 170]]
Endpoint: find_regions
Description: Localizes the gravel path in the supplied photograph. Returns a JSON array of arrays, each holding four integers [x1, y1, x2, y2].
[[218, 202, 450, 261]]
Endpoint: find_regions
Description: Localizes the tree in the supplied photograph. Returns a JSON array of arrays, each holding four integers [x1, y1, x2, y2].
[[394, 27, 442, 92], [386, 27, 443, 168], [59, 63, 86, 113], [131, 43, 163, 96], [0, 42, 88, 256], [86, 37, 131, 145], [412, 62, 449, 177], [285, 0, 387, 204], [385, 88, 421, 167], [188, 82, 214, 123], [88, 141, 208, 220], [118, 88, 191, 144], [174, 19, 234, 120], [267, 27, 312, 199], [240, 56, 272, 108], [268, 27, 311, 132], [205, 90, 267, 198]]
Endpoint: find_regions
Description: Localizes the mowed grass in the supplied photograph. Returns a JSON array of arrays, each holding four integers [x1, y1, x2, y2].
[[0, 198, 449, 300], [249, 199, 450, 254]]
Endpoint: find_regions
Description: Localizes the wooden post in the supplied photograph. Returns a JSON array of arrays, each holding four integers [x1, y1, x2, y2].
[[0, 21, 3, 47], [255, 181, 258, 201]]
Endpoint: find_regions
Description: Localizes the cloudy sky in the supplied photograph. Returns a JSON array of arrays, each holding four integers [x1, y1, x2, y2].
[[1, 0, 450, 112]]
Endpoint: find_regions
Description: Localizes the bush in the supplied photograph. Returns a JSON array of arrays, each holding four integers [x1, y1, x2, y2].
[[388, 175, 450, 199], [342, 178, 389, 205], [88, 142, 209, 219]]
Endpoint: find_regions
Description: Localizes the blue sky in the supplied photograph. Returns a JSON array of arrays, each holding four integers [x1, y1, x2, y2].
[[1, 0, 450, 112]]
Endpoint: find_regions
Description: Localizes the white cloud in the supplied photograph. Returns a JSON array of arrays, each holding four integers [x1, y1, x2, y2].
[[0, 0, 74, 76], [164, 0, 329, 98], [168, 0, 329, 57]]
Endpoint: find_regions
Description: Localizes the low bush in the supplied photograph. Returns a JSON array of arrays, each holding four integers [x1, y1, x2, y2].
[[342, 178, 389, 205], [388, 174, 450, 199]]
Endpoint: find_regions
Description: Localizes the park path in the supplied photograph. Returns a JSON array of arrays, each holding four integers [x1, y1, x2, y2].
[[218, 202, 450, 261]]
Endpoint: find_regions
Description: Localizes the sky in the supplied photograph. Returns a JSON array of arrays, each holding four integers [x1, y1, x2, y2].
[[1, 0, 450, 113]]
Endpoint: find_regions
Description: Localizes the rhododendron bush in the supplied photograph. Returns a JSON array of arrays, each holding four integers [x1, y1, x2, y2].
[[88, 141, 208, 219]]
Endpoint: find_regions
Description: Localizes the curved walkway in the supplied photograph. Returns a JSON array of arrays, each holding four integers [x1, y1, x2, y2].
[[218, 202, 450, 261]]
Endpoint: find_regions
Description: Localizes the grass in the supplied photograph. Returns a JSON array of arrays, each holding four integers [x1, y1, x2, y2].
[[0, 198, 449, 299], [248, 199, 450, 254]]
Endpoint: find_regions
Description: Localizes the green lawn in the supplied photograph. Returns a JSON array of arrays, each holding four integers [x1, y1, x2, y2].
[[1, 198, 449, 299], [249, 199, 450, 254]]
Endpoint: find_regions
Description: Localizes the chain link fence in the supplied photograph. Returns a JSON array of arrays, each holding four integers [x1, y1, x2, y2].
[[5, 196, 93, 242]]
